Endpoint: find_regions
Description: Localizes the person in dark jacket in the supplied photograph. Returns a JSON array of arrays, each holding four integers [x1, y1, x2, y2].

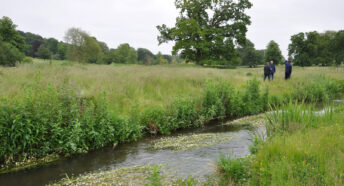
[[284, 59, 293, 79], [270, 61, 276, 80], [264, 62, 271, 81]]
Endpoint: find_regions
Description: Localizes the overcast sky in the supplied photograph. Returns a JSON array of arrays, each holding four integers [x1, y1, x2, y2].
[[1, 0, 343, 57]]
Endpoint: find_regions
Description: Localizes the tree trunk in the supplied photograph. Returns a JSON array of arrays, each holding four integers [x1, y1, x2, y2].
[[195, 49, 201, 65]]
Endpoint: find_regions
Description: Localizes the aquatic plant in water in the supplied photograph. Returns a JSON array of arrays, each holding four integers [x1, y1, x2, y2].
[[152, 133, 237, 151]]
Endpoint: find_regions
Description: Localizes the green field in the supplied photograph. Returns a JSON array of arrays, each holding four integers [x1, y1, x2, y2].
[[1, 59, 343, 115], [0, 59, 344, 175]]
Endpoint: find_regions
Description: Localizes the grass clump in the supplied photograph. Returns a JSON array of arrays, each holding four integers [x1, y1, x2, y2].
[[266, 101, 334, 136], [152, 133, 236, 151], [217, 102, 344, 185], [217, 155, 252, 185]]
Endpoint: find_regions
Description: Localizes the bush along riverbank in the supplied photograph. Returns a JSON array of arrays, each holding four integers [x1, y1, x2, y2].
[[216, 102, 344, 185], [0, 74, 343, 173]]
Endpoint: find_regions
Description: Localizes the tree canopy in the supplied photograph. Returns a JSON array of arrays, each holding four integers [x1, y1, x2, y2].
[[137, 48, 155, 64], [35, 45, 51, 60], [288, 30, 344, 66], [114, 43, 138, 64], [237, 40, 263, 67], [64, 27, 104, 63], [0, 16, 25, 66], [157, 0, 252, 65], [264, 40, 283, 65]]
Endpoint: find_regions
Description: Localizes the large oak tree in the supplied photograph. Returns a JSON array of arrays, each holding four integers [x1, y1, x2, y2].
[[157, 0, 252, 65]]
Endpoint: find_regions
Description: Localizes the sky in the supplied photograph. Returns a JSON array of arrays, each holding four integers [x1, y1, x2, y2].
[[1, 0, 343, 57]]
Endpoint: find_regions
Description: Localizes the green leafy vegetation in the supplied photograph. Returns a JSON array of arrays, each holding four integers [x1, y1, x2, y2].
[[237, 39, 264, 68], [217, 103, 344, 185], [289, 30, 344, 66], [0, 16, 25, 66], [264, 40, 284, 65], [157, 0, 252, 65]]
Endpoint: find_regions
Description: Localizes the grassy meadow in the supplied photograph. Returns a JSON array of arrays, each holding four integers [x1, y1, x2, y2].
[[0, 58, 343, 173], [1, 59, 343, 115]]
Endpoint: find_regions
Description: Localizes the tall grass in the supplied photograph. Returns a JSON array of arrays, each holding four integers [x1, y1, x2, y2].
[[217, 103, 344, 185], [266, 101, 334, 136], [0, 76, 270, 166], [1, 61, 343, 115], [0, 62, 343, 169]]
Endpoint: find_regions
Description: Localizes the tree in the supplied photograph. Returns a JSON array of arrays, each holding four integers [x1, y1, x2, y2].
[[137, 48, 155, 64], [32, 40, 43, 57], [243, 47, 262, 68], [82, 36, 103, 64], [104, 49, 116, 64], [0, 16, 25, 52], [332, 30, 344, 65], [0, 40, 24, 66], [45, 38, 58, 54], [64, 27, 88, 62], [238, 40, 263, 67], [163, 55, 172, 64], [35, 45, 51, 60], [98, 41, 109, 54], [315, 31, 335, 66], [18, 31, 44, 57], [157, 0, 252, 65], [288, 31, 335, 66], [155, 52, 168, 64], [0, 16, 25, 66], [57, 42, 68, 60], [64, 28, 104, 63], [264, 40, 283, 65], [114, 43, 138, 64]]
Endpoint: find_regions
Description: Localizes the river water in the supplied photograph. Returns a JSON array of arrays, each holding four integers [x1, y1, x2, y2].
[[0, 122, 258, 186]]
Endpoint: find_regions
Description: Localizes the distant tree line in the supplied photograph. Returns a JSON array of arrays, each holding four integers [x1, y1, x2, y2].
[[236, 40, 284, 67], [2, 15, 343, 67], [289, 30, 344, 66], [0, 16, 181, 66]]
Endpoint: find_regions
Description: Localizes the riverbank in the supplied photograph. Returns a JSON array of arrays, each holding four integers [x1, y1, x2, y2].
[[0, 63, 343, 174], [216, 102, 344, 185]]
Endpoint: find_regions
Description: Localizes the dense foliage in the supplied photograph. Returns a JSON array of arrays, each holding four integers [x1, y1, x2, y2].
[[264, 40, 283, 65], [237, 40, 264, 67], [157, 0, 252, 65], [0, 77, 264, 166], [0, 16, 25, 66], [1, 72, 343, 168], [289, 30, 344, 66]]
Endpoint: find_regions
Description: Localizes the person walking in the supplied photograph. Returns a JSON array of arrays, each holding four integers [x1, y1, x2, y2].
[[270, 61, 276, 80], [284, 59, 293, 80], [264, 62, 271, 81]]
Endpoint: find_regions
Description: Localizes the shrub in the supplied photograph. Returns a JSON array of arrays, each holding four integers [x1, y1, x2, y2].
[[0, 78, 125, 165], [241, 78, 263, 115], [217, 155, 251, 184], [140, 107, 169, 135], [23, 57, 33, 63], [0, 41, 24, 66], [292, 76, 343, 103], [167, 97, 201, 129], [201, 80, 232, 121]]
